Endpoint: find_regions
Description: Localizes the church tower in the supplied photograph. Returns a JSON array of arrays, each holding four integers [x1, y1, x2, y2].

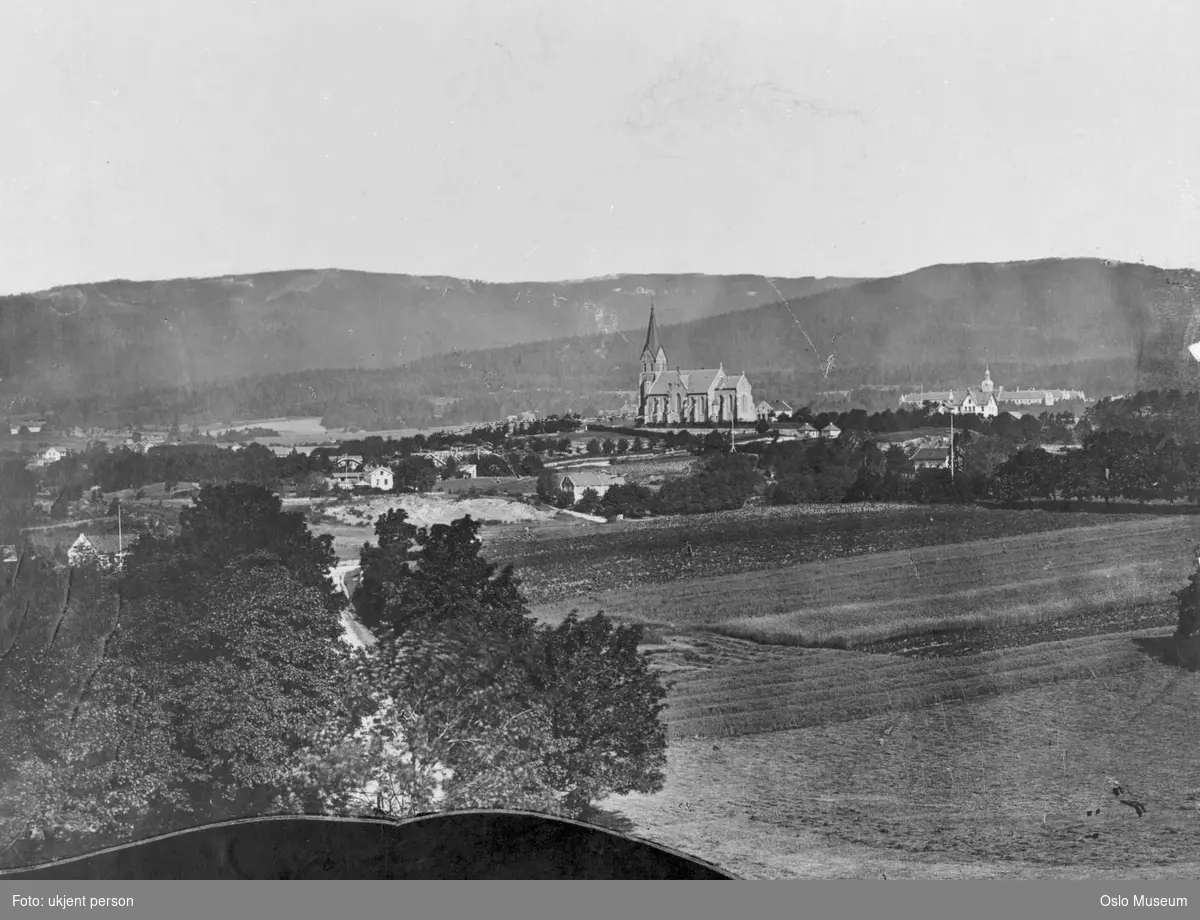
[[981, 364, 994, 394], [639, 303, 667, 413]]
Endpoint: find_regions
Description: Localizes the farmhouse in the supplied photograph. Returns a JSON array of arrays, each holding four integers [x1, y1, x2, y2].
[[9, 420, 46, 435], [910, 446, 951, 470], [555, 471, 625, 503], [819, 423, 841, 440], [637, 306, 755, 425]]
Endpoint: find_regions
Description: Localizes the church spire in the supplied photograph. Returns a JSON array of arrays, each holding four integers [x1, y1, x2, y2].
[[642, 302, 662, 357]]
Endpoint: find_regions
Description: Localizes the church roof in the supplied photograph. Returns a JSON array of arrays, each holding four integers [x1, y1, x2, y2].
[[645, 367, 728, 396], [680, 368, 724, 392], [641, 305, 662, 357]]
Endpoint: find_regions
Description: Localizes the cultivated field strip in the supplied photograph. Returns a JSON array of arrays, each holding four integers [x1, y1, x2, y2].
[[505, 505, 1148, 605], [530, 517, 1198, 646], [651, 630, 1168, 741]]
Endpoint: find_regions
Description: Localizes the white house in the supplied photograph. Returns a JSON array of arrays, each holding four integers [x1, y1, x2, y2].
[[556, 471, 625, 503], [42, 446, 66, 464], [910, 446, 951, 470], [756, 399, 794, 422], [819, 423, 842, 440], [365, 466, 394, 491]]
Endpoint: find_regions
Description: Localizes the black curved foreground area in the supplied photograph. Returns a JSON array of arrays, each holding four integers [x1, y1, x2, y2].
[[0, 812, 736, 880]]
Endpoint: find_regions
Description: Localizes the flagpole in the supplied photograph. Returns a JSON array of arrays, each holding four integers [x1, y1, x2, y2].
[[950, 410, 955, 482], [117, 500, 123, 570]]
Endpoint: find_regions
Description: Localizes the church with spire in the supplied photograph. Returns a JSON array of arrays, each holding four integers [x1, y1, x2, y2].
[[637, 304, 755, 425]]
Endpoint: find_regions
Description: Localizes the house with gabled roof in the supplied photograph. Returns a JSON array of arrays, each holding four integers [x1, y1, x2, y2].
[[66, 533, 127, 569], [755, 399, 794, 422], [364, 465, 394, 491], [554, 470, 626, 503], [911, 446, 951, 470], [818, 423, 842, 440], [636, 306, 755, 425]]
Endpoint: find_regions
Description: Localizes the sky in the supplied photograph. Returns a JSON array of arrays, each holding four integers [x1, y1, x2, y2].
[[1, 0, 1198, 294]]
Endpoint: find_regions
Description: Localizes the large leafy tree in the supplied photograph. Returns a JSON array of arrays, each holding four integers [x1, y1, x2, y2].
[[287, 624, 562, 819], [338, 511, 669, 820], [123, 482, 339, 611], [116, 556, 355, 813], [536, 614, 668, 814], [353, 513, 530, 640]]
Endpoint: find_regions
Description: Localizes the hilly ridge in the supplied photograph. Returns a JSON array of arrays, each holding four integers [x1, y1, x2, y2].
[[643, 258, 1200, 390], [4, 258, 1200, 421], [485, 257, 1200, 396], [0, 270, 859, 401]]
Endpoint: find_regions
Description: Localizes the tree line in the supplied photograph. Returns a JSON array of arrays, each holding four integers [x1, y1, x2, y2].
[[0, 484, 668, 867]]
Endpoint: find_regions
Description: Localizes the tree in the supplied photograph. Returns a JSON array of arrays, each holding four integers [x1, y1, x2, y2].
[[0, 555, 353, 861], [599, 483, 654, 518], [535, 614, 668, 814], [125, 482, 338, 611], [352, 509, 421, 633], [585, 438, 601, 455], [574, 488, 603, 515], [616, 438, 630, 455], [353, 513, 530, 640], [111, 556, 355, 819], [393, 457, 438, 493], [286, 624, 561, 819], [535, 469, 557, 501]]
